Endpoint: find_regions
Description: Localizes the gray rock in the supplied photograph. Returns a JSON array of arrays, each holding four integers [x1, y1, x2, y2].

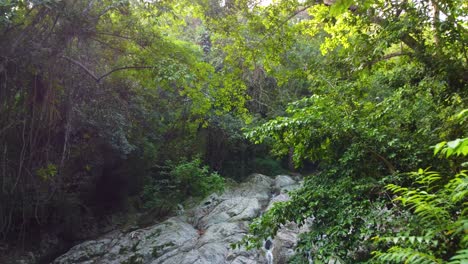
[[272, 223, 301, 264], [223, 173, 274, 206], [197, 197, 261, 229], [267, 193, 291, 211], [53, 173, 306, 264], [274, 175, 299, 194]]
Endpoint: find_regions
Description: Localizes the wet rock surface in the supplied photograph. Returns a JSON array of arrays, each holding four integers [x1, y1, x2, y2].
[[53, 174, 304, 264]]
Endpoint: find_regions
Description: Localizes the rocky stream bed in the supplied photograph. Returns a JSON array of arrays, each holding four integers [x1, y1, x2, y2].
[[52, 174, 308, 264]]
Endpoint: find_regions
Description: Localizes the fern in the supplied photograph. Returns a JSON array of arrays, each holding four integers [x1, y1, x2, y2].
[[375, 235, 437, 245], [448, 249, 468, 264], [447, 171, 468, 203], [373, 124, 468, 263], [387, 179, 451, 226], [373, 246, 444, 264]]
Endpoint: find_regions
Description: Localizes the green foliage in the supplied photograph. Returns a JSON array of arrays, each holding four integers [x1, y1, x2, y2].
[[170, 158, 225, 197], [1, 0, 467, 261], [36, 164, 57, 181], [241, 104, 467, 262], [373, 247, 444, 264], [141, 158, 225, 211], [246, 70, 449, 175], [251, 157, 286, 176], [373, 132, 468, 263], [140, 178, 168, 211], [233, 0, 467, 259], [238, 173, 407, 262], [0, 0, 243, 244], [434, 138, 468, 157]]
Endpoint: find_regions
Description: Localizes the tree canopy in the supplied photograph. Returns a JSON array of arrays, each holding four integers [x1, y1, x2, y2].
[[0, 0, 466, 262]]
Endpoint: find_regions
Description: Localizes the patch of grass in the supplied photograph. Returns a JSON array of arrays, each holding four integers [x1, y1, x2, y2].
[[119, 246, 128, 254], [151, 242, 176, 258], [146, 228, 162, 239], [130, 240, 140, 252], [122, 254, 143, 264]]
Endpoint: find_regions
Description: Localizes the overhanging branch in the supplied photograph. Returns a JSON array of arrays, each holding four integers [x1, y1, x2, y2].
[[96, 66, 155, 82], [367, 51, 412, 66], [61, 56, 155, 83], [62, 56, 99, 81], [260, 5, 312, 43]]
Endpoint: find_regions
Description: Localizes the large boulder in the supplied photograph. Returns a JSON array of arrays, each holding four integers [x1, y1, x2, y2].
[[274, 175, 298, 194]]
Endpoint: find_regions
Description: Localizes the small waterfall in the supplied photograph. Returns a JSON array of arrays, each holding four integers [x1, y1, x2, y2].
[[264, 238, 274, 264], [266, 250, 274, 264], [306, 250, 313, 264]]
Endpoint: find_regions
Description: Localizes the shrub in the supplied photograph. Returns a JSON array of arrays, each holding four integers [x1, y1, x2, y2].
[[170, 158, 225, 197], [141, 158, 225, 211], [251, 157, 287, 176]]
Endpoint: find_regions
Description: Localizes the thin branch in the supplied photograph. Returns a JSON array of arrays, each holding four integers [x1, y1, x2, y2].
[[260, 5, 312, 43], [367, 51, 412, 66], [61, 56, 99, 81], [96, 66, 155, 82], [277, 5, 311, 29], [94, 32, 148, 49], [97, 4, 119, 19], [380, 51, 411, 60], [371, 16, 428, 61], [0, 122, 15, 137], [251, 98, 271, 109], [82, 0, 97, 16], [368, 149, 396, 174], [42, 13, 61, 42], [62, 56, 156, 83], [95, 32, 134, 41], [89, 37, 126, 53]]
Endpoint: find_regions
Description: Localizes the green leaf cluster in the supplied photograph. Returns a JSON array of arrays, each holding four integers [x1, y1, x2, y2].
[[141, 158, 225, 210]]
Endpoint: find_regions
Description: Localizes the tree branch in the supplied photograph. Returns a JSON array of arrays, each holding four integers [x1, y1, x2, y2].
[[368, 149, 396, 174], [381, 51, 411, 60], [96, 66, 155, 82], [61, 56, 156, 83], [367, 51, 412, 66], [94, 32, 147, 48], [61, 56, 98, 81], [95, 32, 134, 41], [260, 5, 312, 43], [370, 16, 428, 61]]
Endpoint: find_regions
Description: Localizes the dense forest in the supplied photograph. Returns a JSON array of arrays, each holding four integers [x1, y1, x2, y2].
[[0, 0, 466, 263]]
